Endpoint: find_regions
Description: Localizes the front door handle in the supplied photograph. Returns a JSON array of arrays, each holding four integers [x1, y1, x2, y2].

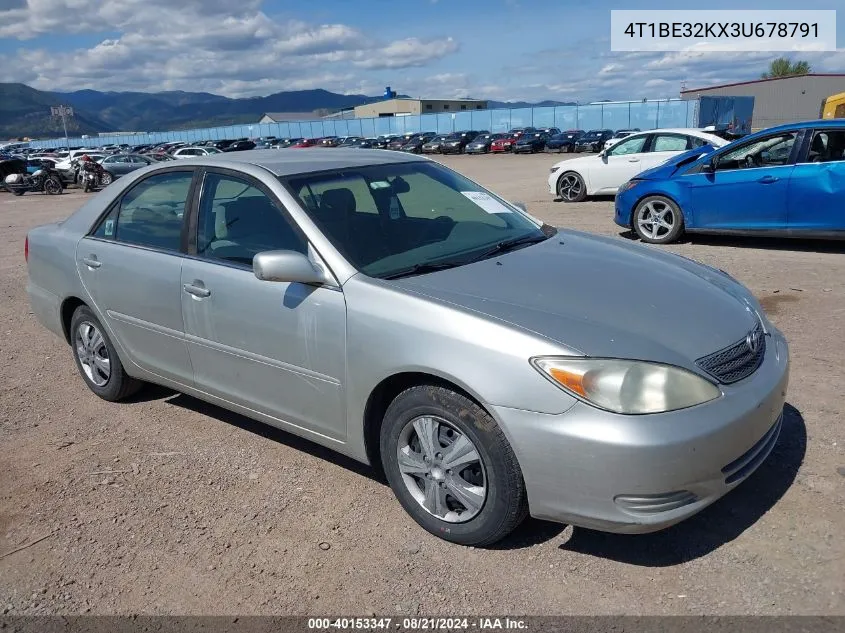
[[758, 175, 779, 184], [183, 282, 211, 298], [81, 255, 101, 269], [627, 158, 640, 162]]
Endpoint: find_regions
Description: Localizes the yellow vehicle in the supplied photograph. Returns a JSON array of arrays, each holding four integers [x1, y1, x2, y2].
[[820, 92, 845, 119]]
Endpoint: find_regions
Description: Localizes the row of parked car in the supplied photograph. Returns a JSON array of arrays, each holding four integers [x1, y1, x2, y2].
[[245, 128, 643, 155], [544, 120, 845, 245]]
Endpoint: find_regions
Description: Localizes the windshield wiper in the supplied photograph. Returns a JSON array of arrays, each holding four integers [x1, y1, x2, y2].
[[466, 233, 549, 263], [380, 260, 466, 280]]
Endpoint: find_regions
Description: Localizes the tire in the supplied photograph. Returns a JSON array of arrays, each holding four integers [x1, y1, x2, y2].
[[44, 177, 62, 195], [12, 190, 24, 196], [100, 171, 114, 186], [70, 305, 143, 401], [380, 385, 528, 546], [632, 195, 685, 244], [556, 171, 587, 203]]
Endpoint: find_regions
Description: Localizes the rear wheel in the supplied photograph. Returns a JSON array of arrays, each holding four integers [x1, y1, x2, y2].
[[70, 306, 142, 401], [633, 195, 685, 244], [380, 385, 528, 546], [100, 171, 114, 186], [44, 177, 62, 195], [556, 171, 587, 202]]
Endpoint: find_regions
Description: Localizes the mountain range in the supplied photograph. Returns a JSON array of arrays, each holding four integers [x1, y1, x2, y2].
[[0, 82, 575, 139]]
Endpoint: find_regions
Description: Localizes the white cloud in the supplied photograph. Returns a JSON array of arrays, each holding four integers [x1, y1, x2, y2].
[[0, 0, 459, 96]]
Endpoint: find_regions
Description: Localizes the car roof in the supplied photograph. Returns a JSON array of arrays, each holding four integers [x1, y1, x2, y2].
[[164, 148, 425, 176]]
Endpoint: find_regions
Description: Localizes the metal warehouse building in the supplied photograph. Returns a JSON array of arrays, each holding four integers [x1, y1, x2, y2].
[[680, 73, 845, 130], [353, 97, 488, 118]]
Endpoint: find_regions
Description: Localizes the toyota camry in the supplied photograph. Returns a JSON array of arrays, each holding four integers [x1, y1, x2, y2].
[[26, 148, 788, 546]]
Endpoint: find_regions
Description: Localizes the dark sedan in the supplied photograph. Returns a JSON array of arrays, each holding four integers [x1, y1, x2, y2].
[[372, 136, 398, 149], [440, 131, 480, 155], [349, 138, 377, 149], [388, 134, 418, 151], [337, 137, 363, 147], [421, 135, 449, 154], [465, 133, 506, 154], [401, 134, 435, 153], [545, 130, 585, 153], [513, 132, 550, 154], [223, 140, 257, 152], [575, 129, 614, 153], [97, 153, 156, 184]]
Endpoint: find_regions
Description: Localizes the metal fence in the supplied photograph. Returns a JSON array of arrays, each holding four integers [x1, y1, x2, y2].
[[28, 99, 697, 149]]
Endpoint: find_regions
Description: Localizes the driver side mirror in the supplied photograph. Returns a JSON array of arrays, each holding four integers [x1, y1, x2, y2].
[[253, 250, 332, 285]]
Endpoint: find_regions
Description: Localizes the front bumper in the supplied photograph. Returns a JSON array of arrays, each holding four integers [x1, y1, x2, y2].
[[491, 329, 789, 533], [614, 185, 639, 228], [548, 170, 560, 195], [440, 145, 464, 154]]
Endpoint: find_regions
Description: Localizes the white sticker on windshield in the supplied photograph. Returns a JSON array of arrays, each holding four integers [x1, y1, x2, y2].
[[369, 181, 391, 189], [460, 191, 513, 214]]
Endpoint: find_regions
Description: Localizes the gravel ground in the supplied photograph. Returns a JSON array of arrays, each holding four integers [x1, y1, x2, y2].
[[0, 152, 843, 616]]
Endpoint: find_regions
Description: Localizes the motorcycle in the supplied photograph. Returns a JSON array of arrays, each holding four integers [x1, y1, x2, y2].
[[74, 159, 105, 193], [2, 159, 63, 196]]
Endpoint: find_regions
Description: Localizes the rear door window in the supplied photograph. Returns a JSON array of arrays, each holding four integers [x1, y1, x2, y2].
[[651, 134, 690, 152], [93, 171, 194, 251], [800, 130, 845, 163]]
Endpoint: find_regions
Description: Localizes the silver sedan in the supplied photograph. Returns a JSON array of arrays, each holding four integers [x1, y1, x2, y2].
[[26, 149, 789, 546]]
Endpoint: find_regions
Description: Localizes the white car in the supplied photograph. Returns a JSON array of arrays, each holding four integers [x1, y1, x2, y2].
[[172, 146, 222, 159], [548, 128, 728, 202]]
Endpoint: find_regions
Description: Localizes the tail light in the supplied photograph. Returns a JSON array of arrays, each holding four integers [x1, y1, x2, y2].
[[24, 235, 29, 263]]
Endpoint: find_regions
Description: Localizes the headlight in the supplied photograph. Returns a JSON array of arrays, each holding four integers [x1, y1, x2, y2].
[[531, 357, 721, 414], [550, 166, 561, 173], [618, 179, 641, 192]]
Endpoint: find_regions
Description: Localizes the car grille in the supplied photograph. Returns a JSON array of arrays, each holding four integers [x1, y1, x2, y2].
[[696, 322, 766, 384]]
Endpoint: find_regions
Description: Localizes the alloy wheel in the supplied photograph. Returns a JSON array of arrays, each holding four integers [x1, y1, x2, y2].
[[74, 321, 111, 387], [397, 415, 487, 523], [558, 173, 583, 201], [637, 200, 675, 241]]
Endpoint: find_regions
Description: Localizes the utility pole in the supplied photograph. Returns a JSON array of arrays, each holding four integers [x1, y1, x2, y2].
[[50, 105, 74, 150]]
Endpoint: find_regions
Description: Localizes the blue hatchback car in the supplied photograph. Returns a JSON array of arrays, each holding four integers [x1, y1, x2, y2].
[[615, 120, 845, 244]]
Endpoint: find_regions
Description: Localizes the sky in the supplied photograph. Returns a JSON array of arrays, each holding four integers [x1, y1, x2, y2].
[[0, 0, 843, 102]]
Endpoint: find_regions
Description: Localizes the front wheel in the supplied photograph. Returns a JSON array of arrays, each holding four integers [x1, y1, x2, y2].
[[556, 171, 587, 202], [380, 385, 528, 546], [12, 189, 24, 196], [100, 171, 113, 186], [633, 195, 685, 244]]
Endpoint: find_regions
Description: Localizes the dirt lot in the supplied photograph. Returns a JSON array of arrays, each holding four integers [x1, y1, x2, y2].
[[1, 152, 843, 616]]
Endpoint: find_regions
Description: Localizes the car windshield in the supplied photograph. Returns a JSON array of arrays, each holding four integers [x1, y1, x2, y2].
[[285, 161, 549, 279], [582, 131, 602, 140]]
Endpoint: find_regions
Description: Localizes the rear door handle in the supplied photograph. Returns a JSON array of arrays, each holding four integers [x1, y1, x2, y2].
[[758, 175, 779, 184], [81, 255, 101, 269], [183, 282, 211, 298]]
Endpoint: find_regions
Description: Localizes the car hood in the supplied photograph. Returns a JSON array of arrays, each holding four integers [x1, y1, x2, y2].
[[390, 231, 758, 367], [633, 146, 717, 180]]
